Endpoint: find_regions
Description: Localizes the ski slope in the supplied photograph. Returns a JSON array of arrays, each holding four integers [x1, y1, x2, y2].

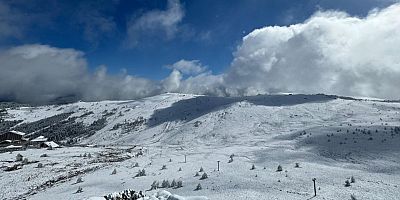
[[1, 93, 400, 199]]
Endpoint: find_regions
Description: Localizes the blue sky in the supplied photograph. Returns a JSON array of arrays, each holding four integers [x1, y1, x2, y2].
[[1, 0, 395, 79], [1, 0, 400, 103]]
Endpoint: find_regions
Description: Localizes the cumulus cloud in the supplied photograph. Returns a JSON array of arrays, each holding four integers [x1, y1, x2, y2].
[[178, 73, 225, 96], [0, 44, 223, 104], [161, 69, 182, 92], [223, 3, 400, 99], [0, 44, 219, 104], [0, 45, 162, 103], [167, 59, 207, 75], [0, 45, 87, 103], [126, 0, 184, 46], [82, 65, 160, 101]]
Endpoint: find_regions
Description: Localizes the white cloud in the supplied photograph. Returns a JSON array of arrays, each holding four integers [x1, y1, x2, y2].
[[223, 3, 400, 99], [82, 65, 160, 101], [179, 73, 225, 96], [162, 69, 182, 92], [0, 44, 222, 103], [0, 44, 162, 103], [126, 0, 184, 46], [0, 44, 218, 104], [167, 59, 207, 75], [0, 45, 87, 103]]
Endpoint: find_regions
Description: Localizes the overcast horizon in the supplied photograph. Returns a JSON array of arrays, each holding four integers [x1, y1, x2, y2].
[[1, 0, 400, 104]]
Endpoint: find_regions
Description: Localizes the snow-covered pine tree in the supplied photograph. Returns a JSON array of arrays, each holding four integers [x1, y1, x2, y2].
[[16, 153, 23, 161], [76, 177, 83, 183], [161, 180, 170, 188], [200, 172, 208, 180], [277, 165, 283, 172], [171, 179, 177, 188], [195, 183, 202, 190], [177, 180, 183, 188], [345, 180, 351, 187], [76, 186, 83, 193], [151, 181, 159, 190]]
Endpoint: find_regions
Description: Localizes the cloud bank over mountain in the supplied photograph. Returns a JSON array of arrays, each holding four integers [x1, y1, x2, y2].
[[1, 3, 400, 103], [224, 3, 400, 98]]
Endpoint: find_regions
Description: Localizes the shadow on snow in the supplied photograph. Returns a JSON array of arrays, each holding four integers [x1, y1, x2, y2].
[[147, 94, 337, 127]]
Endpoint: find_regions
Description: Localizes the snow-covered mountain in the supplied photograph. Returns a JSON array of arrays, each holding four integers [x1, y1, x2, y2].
[[1, 93, 400, 200]]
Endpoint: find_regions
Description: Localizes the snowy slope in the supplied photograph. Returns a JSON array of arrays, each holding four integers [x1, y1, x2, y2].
[[1, 93, 400, 199]]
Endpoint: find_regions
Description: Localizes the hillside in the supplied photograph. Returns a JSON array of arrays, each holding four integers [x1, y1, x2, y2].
[[1, 93, 400, 199]]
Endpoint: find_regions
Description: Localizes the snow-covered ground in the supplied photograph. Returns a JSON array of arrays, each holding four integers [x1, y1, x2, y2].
[[1, 93, 400, 199]]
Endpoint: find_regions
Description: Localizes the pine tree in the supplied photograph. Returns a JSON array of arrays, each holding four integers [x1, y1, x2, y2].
[[177, 180, 183, 188], [161, 180, 170, 188], [76, 177, 83, 183], [16, 153, 23, 162], [345, 180, 351, 187], [76, 186, 83, 193], [171, 179, 177, 188], [151, 181, 159, 190], [195, 183, 202, 190], [200, 172, 208, 180]]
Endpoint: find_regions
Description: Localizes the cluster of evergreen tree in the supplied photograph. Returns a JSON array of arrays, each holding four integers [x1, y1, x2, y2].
[[0, 111, 108, 143], [111, 116, 146, 132], [29, 115, 86, 141], [0, 103, 110, 142], [0, 102, 27, 130], [15, 112, 73, 134], [0, 120, 22, 133], [29, 115, 108, 143]]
